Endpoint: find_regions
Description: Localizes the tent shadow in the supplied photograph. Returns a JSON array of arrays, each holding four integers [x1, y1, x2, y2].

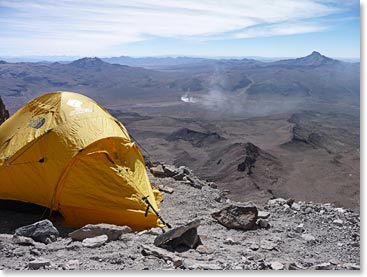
[[0, 200, 75, 237]]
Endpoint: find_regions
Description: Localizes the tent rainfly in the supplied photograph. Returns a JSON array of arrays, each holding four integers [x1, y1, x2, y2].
[[0, 91, 162, 230]]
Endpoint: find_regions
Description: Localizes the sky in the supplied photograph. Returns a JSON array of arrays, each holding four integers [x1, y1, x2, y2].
[[0, 0, 361, 59]]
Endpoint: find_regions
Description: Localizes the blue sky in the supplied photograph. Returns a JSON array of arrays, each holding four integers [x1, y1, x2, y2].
[[0, 0, 360, 58]]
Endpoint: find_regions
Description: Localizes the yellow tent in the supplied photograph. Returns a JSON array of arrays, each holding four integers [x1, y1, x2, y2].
[[0, 91, 162, 230]]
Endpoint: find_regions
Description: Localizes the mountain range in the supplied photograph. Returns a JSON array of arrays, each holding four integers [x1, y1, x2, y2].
[[0, 51, 360, 115]]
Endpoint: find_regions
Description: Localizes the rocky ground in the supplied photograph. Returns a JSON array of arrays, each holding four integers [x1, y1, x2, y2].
[[0, 163, 360, 271]]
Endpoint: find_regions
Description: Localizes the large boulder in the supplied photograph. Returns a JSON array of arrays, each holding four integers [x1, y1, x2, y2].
[[211, 204, 258, 230], [154, 219, 202, 252], [69, 223, 132, 241], [14, 219, 59, 244]]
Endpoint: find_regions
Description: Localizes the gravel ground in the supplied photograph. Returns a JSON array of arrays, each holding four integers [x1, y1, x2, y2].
[[0, 167, 360, 270]]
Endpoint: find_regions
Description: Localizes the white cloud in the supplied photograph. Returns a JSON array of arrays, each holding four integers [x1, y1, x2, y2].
[[233, 22, 329, 39], [0, 0, 355, 56]]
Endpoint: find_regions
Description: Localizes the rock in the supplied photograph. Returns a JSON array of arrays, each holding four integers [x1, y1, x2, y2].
[[287, 262, 306, 270], [260, 239, 278, 250], [294, 223, 304, 233], [15, 219, 59, 244], [150, 164, 165, 177], [12, 235, 35, 246], [156, 184, 174, 194], [69, 223, 132, 241], [28, 258, 51, 270], [183, 261, 223, 270], [186, 176, 203, 189], [213, 192, 223, 202], [287, 232, 298, 238], [258, 211, 270, 219], [291, 202, 301, 211], [30, 248, 41, 256], [286, 198, 294, 206], [301, 233, 316, 243], [196, 245, 214, 254], [329, 258, 342, 265], [211, 204, 258, 231], [82, 234, 108, 248], [153, 219, 202, 251], [63, 259, 80, 270], [257, 219, 270, 229], [310, 262, 332, 270], [249, 243, 260, 251], [270, 261, 284, 270], [172, 172, 186, 181], [209, 182, 217, 189], [304, 207, 313, 214], [162, 164, 179, 177], [224, 237, 238, 245], [141, 244, 183, 268], [342, 263, 360, 270], [333, 219, 343, 227], [179, 166, 191, 175], [350, 241, 359, 247], [147, 227, 164, 236], [268, 198, 287, 206], [335, 207, 345, 214]]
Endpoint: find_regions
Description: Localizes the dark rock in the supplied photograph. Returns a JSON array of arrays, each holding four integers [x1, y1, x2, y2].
[[153, 219, 202, 252], [162, 164, 179, 177], [15, 219, 59, 244], [186, 176, 203, 189], [150, 165, 165, 177], [69, 223, 132, 241], [286, 198, 294, 206], [172, 172, 186, 181], [212, 204, 258, 230]]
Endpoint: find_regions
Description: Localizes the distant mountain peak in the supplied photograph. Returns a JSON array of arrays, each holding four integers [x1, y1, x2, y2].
[[69, 57, 106, 68], [301, 51, 335, 64], [274, 51, 339, 67], [310, 51, 322, 56]]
